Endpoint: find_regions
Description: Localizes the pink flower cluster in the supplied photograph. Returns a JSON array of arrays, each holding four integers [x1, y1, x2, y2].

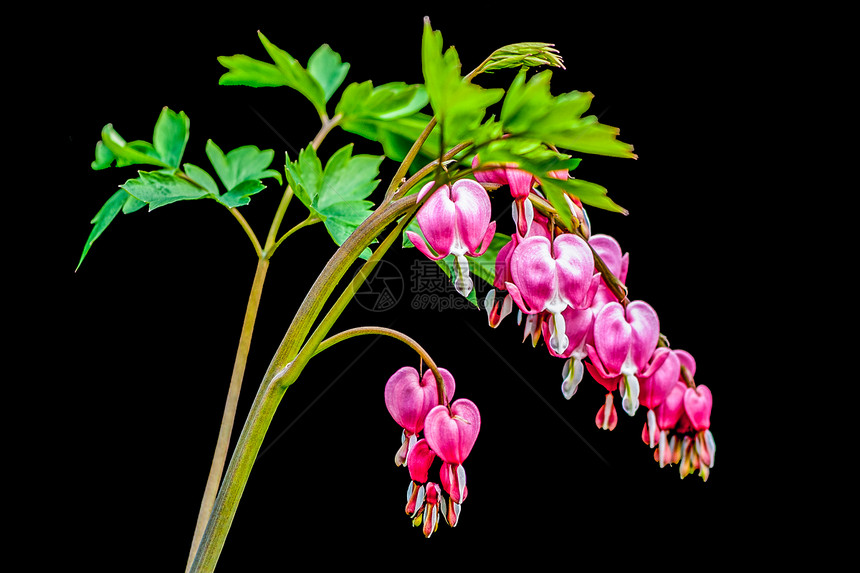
[[384, 365, 481, 537], [473, 160, 716, 481]]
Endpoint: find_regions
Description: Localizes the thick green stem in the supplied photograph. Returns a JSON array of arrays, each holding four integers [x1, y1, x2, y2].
[[188, 192, 419, 573], [188, 369, 288, 573], [185, 118, 335, 571]]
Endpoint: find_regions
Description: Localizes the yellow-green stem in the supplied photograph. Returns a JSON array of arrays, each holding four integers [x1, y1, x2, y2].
[[315, 326, 448, 405], [189, 192, 419, 573], [184, 257, 268, 571], [185, 119, 333, 571]]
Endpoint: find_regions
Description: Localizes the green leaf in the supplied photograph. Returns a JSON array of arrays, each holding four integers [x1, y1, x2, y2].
[[93, 108, 191, 170], [217, 54, 288, 87], [257, 32, 326, 115], [501, 69, 636, 159], [77, 189, 130, 271], [120, 170, 210, 210], [152, 108, 190, 168], [218, 180, 267, 209], [99, 124, 170, 169], [308, 44, 350, 103], [91, 140, 115, 170], [285, 144, 383, 259], [336, 80, 436, 165], [336, 81, 429, 121], [543, 176, 628, 216], [182, 163, 220, 197], [421, 20, 504, 147], [284, 147, 324, 212], [206, 140, 282, 191]]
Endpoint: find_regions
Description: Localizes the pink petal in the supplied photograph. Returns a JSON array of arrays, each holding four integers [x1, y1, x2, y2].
[[592, 302, 633, 374], [471, 155, 509, 185], [405, 231, 447, 261], [416, 184, 457, 256], [470, 220, 497, 257], [626, 301, 660, 370], [542, 306, 594, 359], [509, 236, 556, 312], [450, 179, 493, 252], [654, 381, 687, 430], [423, 399, 481, 465], [683, 385, 712, 431], [589, 234, 627, 280], [493, 235, 519, 290], [553, 233, 597, 309], [406, 439, 436, 484], [595, 393, 618, 430], [384, 366, 455, 434], [638, 347, 680, 410], [584, 345, 621, 392], [506, 168, 535, 199]]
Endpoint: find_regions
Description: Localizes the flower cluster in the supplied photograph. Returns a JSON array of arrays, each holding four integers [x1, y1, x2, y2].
[[384, 365, 481, 537], [471, 159, 715, 481]]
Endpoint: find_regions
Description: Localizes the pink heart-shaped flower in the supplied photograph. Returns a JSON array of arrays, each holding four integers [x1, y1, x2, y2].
[[384, 366, 456, 434], [683, 385, 712, 431], [423, 399, 481, 465], [638, 347, 681, 410]]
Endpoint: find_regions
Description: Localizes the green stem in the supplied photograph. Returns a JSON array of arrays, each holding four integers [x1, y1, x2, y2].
[[229, 208, 263, 258], [188, 368, 288, 573], [263, 187, 293, 254], [185, 116, 336, 570], [184, 257, 268, 572], [267, 215, 321, 257], [315, 326, 448, 405]]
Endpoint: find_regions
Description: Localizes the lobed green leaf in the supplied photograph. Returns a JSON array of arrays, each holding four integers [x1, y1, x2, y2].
[[500, 69, 636, 159], [421, 19, 504, 147], [120, 170, 210, 210], [285, 144, 383, 259], [308, 44, 350, 103]]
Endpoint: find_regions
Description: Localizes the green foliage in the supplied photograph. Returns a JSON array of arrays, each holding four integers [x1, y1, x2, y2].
[[480, 42, 566, 74], [421, 20, 504, 149], [92, 107, 190, 170], [204, 140, 283, 208], [402, 217, 510, 308], [79, 107, 282, 269], [120, 170, 211, 210], [500, 69, 636, 159], [218, 33, 349, 118], [336, 80, 437, 165], [285, 144, 383, 259]]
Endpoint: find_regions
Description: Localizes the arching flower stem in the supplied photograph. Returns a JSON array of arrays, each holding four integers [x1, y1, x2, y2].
[[315, 326, 449, 407]]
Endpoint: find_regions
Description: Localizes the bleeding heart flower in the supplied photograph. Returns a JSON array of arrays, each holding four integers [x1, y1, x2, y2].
[[585, 300, 660, 416], [406, 179, 497, 297], [423, 399, 481, 465], [472, 155, 536, 236], [505, 234, 601, 355], [542, 305, 595, 399], [439, 461, 467, 527], [385, 366, 456, 466], [683, 385, 713, 431], [424, 399, 481, 513], [595, 392, 618, 431], [408, 481, 447, 538], [639, 348, 681, 447]]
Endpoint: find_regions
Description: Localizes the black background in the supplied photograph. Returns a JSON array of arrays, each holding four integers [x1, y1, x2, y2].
[[26, 4, 795, 570]]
